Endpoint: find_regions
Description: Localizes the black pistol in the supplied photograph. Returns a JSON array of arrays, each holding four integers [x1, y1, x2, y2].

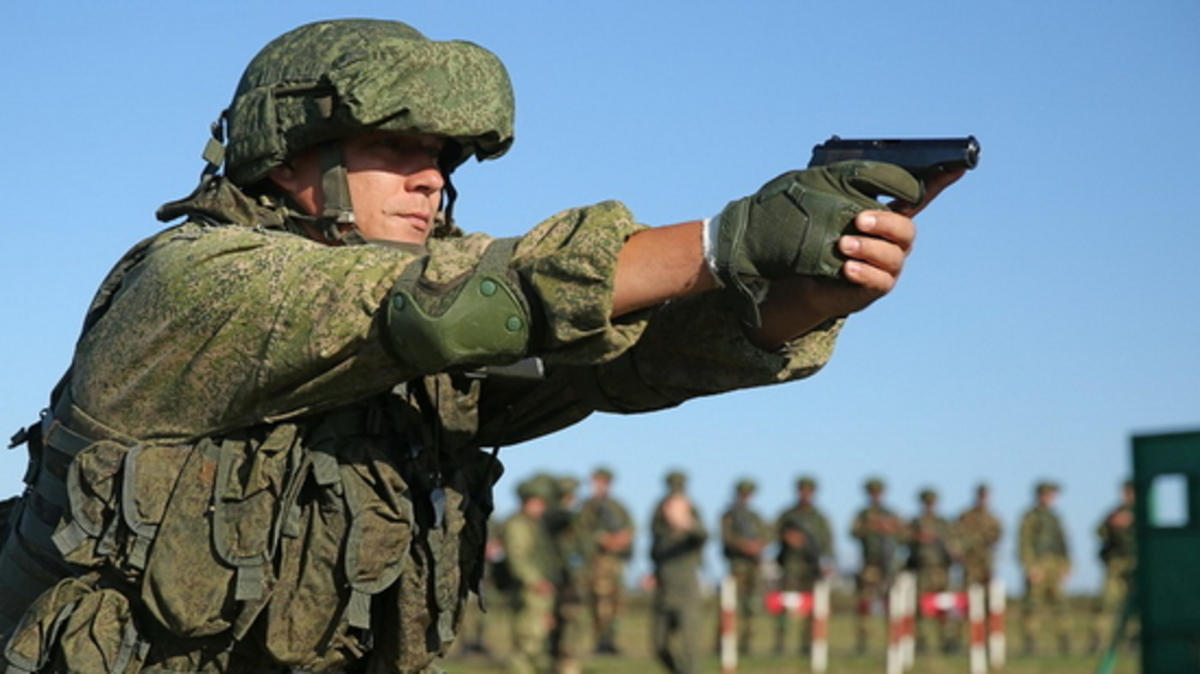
[[808, 136, 981, 180]]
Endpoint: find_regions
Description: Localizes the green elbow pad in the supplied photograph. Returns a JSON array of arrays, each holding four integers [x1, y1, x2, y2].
[[384, 242, 532, 374]]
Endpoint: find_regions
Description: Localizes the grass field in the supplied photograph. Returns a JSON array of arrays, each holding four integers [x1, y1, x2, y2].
[[443, 593, 1139, 674]]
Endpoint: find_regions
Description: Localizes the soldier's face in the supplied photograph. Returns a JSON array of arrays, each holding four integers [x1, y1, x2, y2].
[[272, 132, 446, 245]]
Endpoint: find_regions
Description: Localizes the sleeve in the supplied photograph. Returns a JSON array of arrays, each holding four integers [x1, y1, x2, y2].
[[73, 201, 648, 441], [503, 517, 543, 586]]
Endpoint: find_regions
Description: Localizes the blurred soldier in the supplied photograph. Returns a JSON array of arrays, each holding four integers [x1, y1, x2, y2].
[[651, 471, 709, 674], [1018, 481, 1072, 656], [955, 482, 1002, 654], [773, 475, 834, 655], [720, 478, 770, 655], [547, 475, 588, 674], [1090, 479, 1137, 654], [851, 476, 905, 654], [956, 483, 1003, 589], [458, 515, 503, 658], [503, 476, 560, 674], [578, 466, 635, 655], [906, 488, 959, 654]]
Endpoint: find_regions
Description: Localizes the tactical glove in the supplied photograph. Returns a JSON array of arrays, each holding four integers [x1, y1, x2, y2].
[[710, 161, 922, 325]]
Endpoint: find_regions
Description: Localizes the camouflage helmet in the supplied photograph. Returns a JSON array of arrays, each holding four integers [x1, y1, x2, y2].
[[735, 479, 757, 495], [517, 475, 556, 502], [864, 477, 886, 494], [1035, 481, 1061, 496], [592, 466, 614, 482], [919, 488, 938, 503], [222, 19, 515, 187], [797, 476, 818, 491], [665, 471, 687, 491], [557, 475, 581, 496]]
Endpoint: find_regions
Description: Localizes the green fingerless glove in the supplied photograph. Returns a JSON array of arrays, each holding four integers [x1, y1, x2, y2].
[[712, 160, 922, 325]]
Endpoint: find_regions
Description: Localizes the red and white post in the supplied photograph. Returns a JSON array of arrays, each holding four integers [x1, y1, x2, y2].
[[988, 578, 1006, 670], [887, 571, 917, 674], [720, 575, 738, 674], [810, 579, 830, 674], [968, 583, 987, 674]]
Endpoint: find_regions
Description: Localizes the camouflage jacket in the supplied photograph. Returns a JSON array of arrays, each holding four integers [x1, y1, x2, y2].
[[905, 513, 957, 571], [720, 502, 769, 562], [1096, 504, 1135, 564], [578, 495, 635, 560], [851, 503, 905, 568], [774, 503, 833, 568], [955, 505, 1002, 575], [1019, 506, 1069, 567], [1, 178, 841, 672]]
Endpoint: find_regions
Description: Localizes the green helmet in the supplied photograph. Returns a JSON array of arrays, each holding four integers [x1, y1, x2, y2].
[[221, 19, 515, 187]]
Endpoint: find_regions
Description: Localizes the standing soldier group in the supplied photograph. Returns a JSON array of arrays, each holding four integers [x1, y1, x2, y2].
[[489, 468, 636, 674], [483, 470, 1136, 671]]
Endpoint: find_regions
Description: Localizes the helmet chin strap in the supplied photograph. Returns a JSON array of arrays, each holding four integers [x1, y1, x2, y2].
[[317, 142, 364, 245]]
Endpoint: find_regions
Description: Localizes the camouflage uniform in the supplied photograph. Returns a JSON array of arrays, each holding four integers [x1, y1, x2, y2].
[[0, 18, 855, 674], [772, 476, 833, 655], [577, 467, 635, 655], [1018, 482, 1072, 655], [651, 472, 708, 674], [502, 477, 560, 674], [955, 484, 1003, 588], [719, 479, 769, 655], [546, 475, 588, 674], [905, 489, 959, 654], [954, 484, 1002, 653], [1090, 481, 1136, 653], [850, 477, 905, 653]]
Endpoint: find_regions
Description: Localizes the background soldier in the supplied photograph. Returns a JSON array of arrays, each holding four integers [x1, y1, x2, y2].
[[503, 476, 560, 674], [956, 483, 1003, 589], [547, 475, 588, 674], [906, 488, 959, 654], [720, 478, 770, 655], [955, 482, 1002, 653], [1018, 481, 1073, 656], [578, 466, 635, 655], [773, 475, 834, 656], [851, 477, 905, 654], [1090, 479, 1137, 653], [651, 471, 709, 674]]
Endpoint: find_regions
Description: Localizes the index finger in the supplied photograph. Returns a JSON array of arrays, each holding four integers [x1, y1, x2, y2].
[[892, 169, 966, 217]]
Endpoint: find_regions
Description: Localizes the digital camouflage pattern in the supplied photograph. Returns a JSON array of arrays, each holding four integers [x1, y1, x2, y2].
[[0, 17, 847, 673], [225, 19, 514, 186], [955, 501, 1002, 587], [1018, 501, 1072, 654], [577, 487, 634, 653], [773, 498, 833, 655], [0, 168, 840, 674], [720, 495, 769, 653], [500, 488, 557, 674]]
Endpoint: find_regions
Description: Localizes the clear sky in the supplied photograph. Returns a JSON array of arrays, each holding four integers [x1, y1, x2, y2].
[[2, 2, 1197, 594]]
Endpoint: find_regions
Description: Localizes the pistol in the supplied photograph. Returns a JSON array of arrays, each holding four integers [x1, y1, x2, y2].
[[808, 136, 981, 180]]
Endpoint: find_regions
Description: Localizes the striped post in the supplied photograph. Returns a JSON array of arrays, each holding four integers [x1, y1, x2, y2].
[[968, 583, 987, 674], [811, 579, 830, 674], [988, 578, 1006, 670], [898, 572, 916, 671], [720, 575, 738, 674], [887, 577, 904, 674]]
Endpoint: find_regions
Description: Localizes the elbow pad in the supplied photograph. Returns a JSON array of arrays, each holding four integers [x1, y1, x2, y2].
[[384, 238, 532, 375]]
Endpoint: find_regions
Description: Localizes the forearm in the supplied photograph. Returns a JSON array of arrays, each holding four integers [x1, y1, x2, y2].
[[612, 220, 841, 350]]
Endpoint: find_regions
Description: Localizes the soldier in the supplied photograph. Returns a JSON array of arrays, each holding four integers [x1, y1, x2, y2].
[[851, 477, 906, 654], [1090, 479, 1137, 654], [773, 475, 834, 655], [720, 478, 770, 655], [1018, 481, 1072, 656], [503, 477, 560, 674], [546, 475, 588, 674], [906, 488, 959, 654], [956, 483, 1003, 590], [578, 466, 635, 655], [651, 471, 709, 674], [0, 17, 959, 671]]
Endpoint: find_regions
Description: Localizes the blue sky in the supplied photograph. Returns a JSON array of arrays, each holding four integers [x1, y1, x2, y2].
[[1, 2, 1197, 594]]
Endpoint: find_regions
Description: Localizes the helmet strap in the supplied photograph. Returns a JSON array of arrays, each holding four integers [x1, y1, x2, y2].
[[318, 142, 360, 244]]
